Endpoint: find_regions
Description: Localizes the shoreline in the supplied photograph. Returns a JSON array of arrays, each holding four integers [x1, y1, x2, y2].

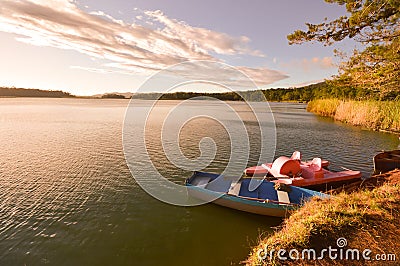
[[379, 128, 400, 135], [0, 96, 308, 105], [307, 99, 400, 135], [246, 170, 400, 265]]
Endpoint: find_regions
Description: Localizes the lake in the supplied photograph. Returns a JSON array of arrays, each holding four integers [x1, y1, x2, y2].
[[0, 98, 398, 265]]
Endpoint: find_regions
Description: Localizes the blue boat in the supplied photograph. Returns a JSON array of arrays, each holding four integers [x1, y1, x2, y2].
[[185, 171, 328, 217]]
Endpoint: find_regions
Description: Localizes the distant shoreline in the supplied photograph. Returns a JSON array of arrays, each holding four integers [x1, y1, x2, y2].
[[0, 96, 308, 104], [0, 87, 75, 98]]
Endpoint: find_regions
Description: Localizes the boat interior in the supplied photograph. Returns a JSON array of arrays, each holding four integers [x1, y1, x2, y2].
[[188, 171, 319, 205], [374, 150, 400, 173]]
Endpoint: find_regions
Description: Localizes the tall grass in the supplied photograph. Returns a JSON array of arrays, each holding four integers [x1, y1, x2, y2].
[[307, 99, 400, 132]]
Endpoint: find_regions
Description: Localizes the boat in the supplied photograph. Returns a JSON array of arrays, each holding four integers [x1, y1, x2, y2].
[[244, 151, 330, 177], [185, 171, 328, 217], [373, 150, 400, 174], [259, 156, 361, 190]]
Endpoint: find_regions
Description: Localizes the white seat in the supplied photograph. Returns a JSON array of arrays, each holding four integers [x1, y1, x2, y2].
[[228, 181, 242, 196], [193, 177, 211, 188], [277, 190, 290, 204], [266, 158, 297, 178], [311, 158, 322, 171], [290, 151, 302, 161]]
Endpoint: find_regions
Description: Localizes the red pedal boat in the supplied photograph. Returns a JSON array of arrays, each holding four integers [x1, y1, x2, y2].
[[245, 151, 361, 190], [245, 151, 329, 177]]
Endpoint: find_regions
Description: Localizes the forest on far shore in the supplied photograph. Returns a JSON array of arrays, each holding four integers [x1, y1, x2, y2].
[[131, 81, 400, 102], [0, 87, 74, 98], [2, 81, 399, 102]]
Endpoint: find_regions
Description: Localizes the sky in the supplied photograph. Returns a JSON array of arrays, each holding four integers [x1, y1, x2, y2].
[[0, 0, 358, 96]]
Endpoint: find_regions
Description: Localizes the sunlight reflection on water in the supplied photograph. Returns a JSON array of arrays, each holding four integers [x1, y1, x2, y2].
[[0, 98, 397, 265]]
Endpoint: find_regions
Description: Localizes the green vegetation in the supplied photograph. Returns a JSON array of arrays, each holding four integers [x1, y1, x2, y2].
[[131, 82, 400, 102], [0, 87, 74, 98], [285, 0, 400, 132], [132, 91, 246, 101], [287, 0, 400, 95], [101, 93, 126, 99], [261, 82, 393, 101], [2, 82, 398, 103], [307, 99, 400, 132], [246, 171, 400, 265]]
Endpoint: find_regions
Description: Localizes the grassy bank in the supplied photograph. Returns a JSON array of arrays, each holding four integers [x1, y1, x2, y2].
[[246, 170, 400, 265], [307, 99, 400, 133]]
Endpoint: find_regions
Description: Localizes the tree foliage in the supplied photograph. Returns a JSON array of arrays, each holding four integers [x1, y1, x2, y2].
[[131, 82, 400, 102], [287, 0, 400, 93], [0, 87, 74, 98], [331, 36, 400, 93], [101, 93, 126, 99], [288, 0, 399, 45]]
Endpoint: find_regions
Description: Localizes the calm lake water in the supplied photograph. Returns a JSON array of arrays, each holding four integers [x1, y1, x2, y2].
[[0, 98, 398, 265]]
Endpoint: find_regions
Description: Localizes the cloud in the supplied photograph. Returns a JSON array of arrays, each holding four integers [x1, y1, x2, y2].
[[309, 57, 334, 69], [0, 0, 287, 87], [143, 10, 265, 57], [70, 65, 139, 75], [157, 61, 289, 90], [89, 10, 125, 26], [237, 66, 289, 87], [280, 57, 335, 72]]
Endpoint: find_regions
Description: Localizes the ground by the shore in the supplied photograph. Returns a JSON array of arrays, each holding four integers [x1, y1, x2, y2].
[[246, 170, 400, 265]]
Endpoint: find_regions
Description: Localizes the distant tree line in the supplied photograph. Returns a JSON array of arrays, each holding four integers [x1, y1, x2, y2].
[[132, 82, 400, 102], [2, 83, 399, 102], [101, 93, 126, 99], [132, 91, 244, 101], [0, 87, 74, 98], [262, 82, 399, 102]]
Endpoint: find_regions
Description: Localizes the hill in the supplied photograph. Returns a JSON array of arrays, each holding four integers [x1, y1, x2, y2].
[[0, 87, 74, 98]]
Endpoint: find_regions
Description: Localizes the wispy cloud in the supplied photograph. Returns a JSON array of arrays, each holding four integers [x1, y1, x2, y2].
[[280, 57, 335, 72], [0, 0, 288, 87], [143, 10, 266, 57], [69, 65, 137, 75]]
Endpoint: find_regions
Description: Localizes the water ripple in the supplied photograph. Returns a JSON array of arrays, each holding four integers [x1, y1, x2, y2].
[[0, 99, 397, 265]]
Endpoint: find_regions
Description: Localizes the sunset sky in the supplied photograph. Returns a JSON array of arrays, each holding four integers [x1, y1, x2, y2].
[[0, 0, 358, 96]]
